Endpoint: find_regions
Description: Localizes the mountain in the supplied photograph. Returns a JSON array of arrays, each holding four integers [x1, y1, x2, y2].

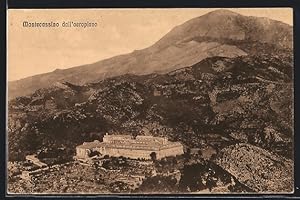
[[8, 9, 292, 99]]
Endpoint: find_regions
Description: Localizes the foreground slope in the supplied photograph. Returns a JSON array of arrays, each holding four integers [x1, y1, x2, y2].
[[214, 143, 293, 192]]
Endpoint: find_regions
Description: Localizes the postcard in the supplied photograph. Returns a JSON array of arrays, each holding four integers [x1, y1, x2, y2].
[[7, 8, 294, 194]]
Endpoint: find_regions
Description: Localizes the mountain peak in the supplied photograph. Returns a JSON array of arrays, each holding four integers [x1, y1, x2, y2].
[[205, 9, 241, 17], [154, 9, 292, 49]]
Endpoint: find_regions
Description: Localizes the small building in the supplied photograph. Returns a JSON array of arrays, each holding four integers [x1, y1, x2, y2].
[[20, 167, 49, 180], [153, 88, 161, 96], [190, 148, 202, 155], [25, 154, 47, 168], [75, 140, 102, 160], [75, 134, 184, 160]]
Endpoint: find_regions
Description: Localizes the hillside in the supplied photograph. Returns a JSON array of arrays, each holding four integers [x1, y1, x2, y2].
[[214, 143, 293, 192], [8, 9, 292, 99], [8, 54, 293, 162]]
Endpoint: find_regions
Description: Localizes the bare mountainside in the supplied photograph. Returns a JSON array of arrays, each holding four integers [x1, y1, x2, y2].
[[9, 9, 292, 99]]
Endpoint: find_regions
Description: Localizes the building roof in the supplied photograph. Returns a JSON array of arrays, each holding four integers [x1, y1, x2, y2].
[[76, 140, 104, 149], [76, 135, 183, 151], [104, 134, 132, 138], [136, 135, 154, 139]]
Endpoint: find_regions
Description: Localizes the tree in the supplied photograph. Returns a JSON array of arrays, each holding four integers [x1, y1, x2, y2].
[[185, 148, 191, 161], [172, 157, 178, 165], [89, 151, 100, 157], [198, 149, 203, 157], [150, 152, 157, 162]]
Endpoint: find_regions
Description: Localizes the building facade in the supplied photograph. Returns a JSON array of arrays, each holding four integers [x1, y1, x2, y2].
[[75, 133, 184, 160]]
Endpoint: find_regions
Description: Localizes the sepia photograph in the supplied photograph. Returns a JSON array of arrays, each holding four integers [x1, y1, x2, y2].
[[7, 8, 294, 194]]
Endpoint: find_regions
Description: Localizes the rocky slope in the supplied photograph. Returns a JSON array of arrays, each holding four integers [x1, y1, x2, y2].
[[8, 53, 293, 161], [8, 51, 294, 192], [8, 9, 292, 99], [214, 143, 293, 193]]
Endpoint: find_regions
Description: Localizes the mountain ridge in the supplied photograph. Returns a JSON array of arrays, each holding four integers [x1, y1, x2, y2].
[[8, 9, 292, 99]]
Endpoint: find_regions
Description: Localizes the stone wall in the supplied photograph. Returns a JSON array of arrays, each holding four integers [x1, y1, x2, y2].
[[157, 145, 184, 159], [103, 147, 154, 160], [76, 147, 90, 159]]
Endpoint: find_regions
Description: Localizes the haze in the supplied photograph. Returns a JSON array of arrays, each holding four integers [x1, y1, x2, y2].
[[8, 8, 293, 81]]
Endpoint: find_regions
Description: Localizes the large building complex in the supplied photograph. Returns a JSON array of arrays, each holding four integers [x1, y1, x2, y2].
[[76, 133, 184, 160]]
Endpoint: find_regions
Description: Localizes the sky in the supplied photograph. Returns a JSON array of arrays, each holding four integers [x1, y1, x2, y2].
[[7, 8, 293, 81]]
